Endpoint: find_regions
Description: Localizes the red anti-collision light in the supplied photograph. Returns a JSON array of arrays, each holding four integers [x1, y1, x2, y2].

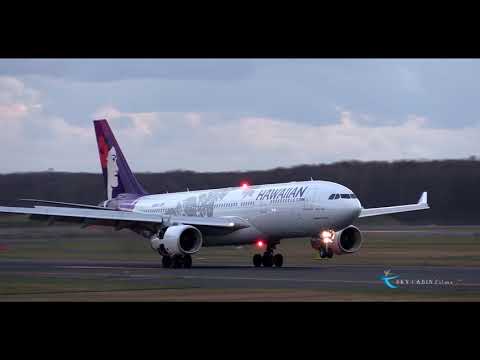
[[256, 240, 264, 248], [241, 182, 249, 189]]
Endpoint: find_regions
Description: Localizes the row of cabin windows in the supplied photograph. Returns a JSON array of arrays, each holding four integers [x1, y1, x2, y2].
[[143, 202, 257, 213], [145, 208, 167, 213], [215, 202, 238, 208], [215, 201, 254, 208], [270, 198, 297, 204], [241, 201, 255, 207], [328, 193, 357, 200]]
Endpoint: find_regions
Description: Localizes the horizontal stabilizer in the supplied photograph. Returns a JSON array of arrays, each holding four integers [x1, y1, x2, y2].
[[19, 199, 108, 210]]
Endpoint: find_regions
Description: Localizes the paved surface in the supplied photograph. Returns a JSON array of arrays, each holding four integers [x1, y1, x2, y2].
[[1, 259, 479, 293]]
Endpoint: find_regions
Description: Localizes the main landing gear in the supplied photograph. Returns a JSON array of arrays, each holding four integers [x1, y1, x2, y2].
[[253, 243, 284, 268], [161, 254, 192, 269]]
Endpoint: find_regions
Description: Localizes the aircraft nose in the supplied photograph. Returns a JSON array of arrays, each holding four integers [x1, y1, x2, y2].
[[353, 199, 362, 217]]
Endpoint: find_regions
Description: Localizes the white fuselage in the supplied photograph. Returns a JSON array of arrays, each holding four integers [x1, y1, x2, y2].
[[127, 181, 362, 247]]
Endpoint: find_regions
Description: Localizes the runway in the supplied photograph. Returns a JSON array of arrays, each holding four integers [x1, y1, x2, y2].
[[1, 259, 480, 297]]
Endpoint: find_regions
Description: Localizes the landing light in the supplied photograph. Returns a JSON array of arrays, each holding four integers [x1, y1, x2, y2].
[[320, 230, 335, 244]]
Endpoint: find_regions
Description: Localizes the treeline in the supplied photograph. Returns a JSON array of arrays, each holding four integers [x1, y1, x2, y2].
[[0, 159, 479, 225]]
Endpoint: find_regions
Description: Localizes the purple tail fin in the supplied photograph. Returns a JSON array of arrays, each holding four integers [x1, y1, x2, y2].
[[93, 119, 148, 200]]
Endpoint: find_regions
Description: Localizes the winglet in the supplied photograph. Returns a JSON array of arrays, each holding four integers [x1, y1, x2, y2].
[[418, 191, 428, 205]]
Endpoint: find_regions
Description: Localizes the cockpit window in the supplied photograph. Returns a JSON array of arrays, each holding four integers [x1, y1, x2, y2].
[[328, 194, 335, 200], [334, 194, 340, 199], [341, 194, 350, 199], [350, 194, 357, 199]]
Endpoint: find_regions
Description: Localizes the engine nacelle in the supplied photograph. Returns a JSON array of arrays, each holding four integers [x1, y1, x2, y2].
[[311, 225, 363, 255], [331, 225, 363, 255], [150, 225, 203, 256]]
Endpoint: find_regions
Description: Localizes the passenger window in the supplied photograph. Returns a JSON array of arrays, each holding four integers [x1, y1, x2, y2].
[[334, 194, 340, 199], [328, 194, 335, 200]]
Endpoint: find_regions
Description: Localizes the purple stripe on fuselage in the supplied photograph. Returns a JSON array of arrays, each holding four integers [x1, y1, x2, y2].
[[104, 193, 142, 211]]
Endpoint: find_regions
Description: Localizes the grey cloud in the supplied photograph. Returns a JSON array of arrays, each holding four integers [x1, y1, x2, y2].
[[9, 59, 480, 130], [0, 59, 256, 82], [3, 59, 480, 172]]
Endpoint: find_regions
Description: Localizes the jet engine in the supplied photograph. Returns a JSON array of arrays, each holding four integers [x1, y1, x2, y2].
[[150, 225, 203, 256], [311, 225, 363, 255]]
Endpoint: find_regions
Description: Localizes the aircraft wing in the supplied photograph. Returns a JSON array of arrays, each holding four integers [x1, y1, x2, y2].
[[359, 192, 429, 218], [0, 205, 249, 230]]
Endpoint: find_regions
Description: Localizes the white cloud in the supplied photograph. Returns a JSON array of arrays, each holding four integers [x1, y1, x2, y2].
[[0, 103, 29, 120], [48, 116, 92, 138], [185, 112, 202, 128], [0, 76, 42, 122], [93, 105, 158, 136], [0, 77, 97, 172], [92, 105, 123, 120], [84, 106, 480, 172]]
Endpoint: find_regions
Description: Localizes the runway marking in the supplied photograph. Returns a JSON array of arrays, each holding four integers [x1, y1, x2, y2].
[[4, 264, 480, 290], [180, 275, 378, 285], [15, 270, 480, 288], [60, 266, 137, 270], [58, 266, 161, 271], [0, 259, 477, 272], [363, 230, 476, 233], [54, 263, 480, 271], [179, 275, 480, 287]]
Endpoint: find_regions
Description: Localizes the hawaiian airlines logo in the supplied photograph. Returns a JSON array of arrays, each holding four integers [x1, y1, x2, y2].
[[256, 186, 308, 201], [379, 269, 400, 289], [107, 146, 119, 200], [98, 136, 109, 168]]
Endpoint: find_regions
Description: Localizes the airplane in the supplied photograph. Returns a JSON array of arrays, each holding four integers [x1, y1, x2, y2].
[[0, 119, 429, 268]]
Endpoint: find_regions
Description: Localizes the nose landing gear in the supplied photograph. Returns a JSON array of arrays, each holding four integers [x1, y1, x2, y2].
[[319, 246, 333, 259], [311, 236, 334, 259], [161, 254, 193, 268]]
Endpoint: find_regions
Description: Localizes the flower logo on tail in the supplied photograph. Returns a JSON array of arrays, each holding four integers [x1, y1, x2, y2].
[[98, 136, 109, 168]]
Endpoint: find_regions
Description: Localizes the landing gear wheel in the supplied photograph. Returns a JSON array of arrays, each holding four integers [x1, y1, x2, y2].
[[326, 248, 333, 258], [253, 254, 262, 267], [172, 255, 183, 269], [162, 256, 172, 268], [183, 254, 192, 268], [273, 254, 283, 267], [319, 247, 327, 259], [262, 254, 273, 267]]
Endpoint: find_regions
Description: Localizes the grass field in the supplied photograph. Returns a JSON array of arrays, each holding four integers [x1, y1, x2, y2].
[[1, 215, 480, 301], [1, 216, 479, 267]]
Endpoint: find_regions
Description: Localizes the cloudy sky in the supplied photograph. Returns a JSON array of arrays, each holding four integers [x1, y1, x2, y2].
[[0, 59, 479, 173]]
